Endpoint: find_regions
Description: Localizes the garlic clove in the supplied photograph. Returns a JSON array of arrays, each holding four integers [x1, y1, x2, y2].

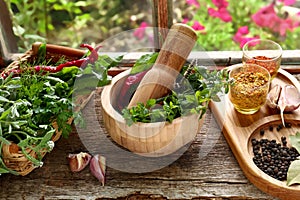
[[266, 84, 300, 127], [90, 154, 106, 186], [281, 85, 300, 112], [277, 86, 287, 127], [277, 84, 300, 127], [266, 84, 282, 109], [67, 152, 91, 172]]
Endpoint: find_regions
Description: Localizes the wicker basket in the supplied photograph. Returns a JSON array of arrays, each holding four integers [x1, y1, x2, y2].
[[0, 43, 85, 176], [2, 119, 72, 176], [1, 42, 85, 74]]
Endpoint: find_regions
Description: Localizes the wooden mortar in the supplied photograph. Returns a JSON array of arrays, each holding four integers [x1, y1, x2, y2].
[[101, 24, 203, 157], [128, 23, 197, 108], [101, 69, 205, 157]]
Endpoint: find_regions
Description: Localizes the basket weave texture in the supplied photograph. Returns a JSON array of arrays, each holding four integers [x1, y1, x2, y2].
[[2, 121, 69, 176], [1, 43, 85, 176]]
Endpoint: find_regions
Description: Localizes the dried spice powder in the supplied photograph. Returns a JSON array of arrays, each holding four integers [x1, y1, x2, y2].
[[229, 70, 269, 111], [245, 56, 279, 78]]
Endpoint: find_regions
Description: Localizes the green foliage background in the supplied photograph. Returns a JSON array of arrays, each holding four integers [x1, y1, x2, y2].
[[5, 0, 152, 52], [4, 0, 300, 52]]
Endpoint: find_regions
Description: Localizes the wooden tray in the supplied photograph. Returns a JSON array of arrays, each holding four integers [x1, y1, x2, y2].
[[209, 68, 300, 200]]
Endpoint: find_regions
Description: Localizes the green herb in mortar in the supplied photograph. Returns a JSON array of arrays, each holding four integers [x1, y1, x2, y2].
[[122, 64, 229, 126]]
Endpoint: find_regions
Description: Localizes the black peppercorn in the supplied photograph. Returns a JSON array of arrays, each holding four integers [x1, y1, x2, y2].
[[251, 137, 300, 181], [260, 129, 265, 136], [286, 123, 292, 128], [269, 125, 273, 131]]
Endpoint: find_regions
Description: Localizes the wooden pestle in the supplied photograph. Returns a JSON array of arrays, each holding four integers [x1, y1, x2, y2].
[[128, 23, 197, 108]]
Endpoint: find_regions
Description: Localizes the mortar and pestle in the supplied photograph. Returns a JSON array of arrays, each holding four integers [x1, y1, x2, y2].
[[101, 23, 205, 157]]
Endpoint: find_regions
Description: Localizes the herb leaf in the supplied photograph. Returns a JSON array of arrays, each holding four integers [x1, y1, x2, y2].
[[130, 53, 158, 75], [287, 160, 300, 186], [289, 132, 300, 153], [122, 64, 229, 126], [286, 132, 300, 186], [0, 45, 118, 175]]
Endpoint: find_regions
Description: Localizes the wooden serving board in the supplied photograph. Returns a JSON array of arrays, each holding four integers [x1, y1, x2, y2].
[[209, 68, 300, 200]]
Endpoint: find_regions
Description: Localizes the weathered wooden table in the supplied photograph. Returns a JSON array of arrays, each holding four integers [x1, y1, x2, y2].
[[1, 56, 299, 199]]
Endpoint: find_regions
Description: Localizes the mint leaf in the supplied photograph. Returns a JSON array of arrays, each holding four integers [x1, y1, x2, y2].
[[130, 53, 158, 75]]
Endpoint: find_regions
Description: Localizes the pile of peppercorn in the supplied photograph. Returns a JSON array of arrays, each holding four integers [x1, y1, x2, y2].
[[251, 129, 300, 181]]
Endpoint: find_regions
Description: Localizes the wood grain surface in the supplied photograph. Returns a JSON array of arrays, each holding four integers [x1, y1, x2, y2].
[[210, 68, 300, 200], [0, 87, 277, 200]]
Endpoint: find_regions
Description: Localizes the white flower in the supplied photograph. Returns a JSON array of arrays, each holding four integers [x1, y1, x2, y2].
[[35, 161, 44, 168], [47, 141, 55, 151]]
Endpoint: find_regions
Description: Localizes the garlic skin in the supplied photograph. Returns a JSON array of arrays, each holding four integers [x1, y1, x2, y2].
[[277, 85, 287, 127], [266, 84, 300, 112], [276, 85, 300, 127], [90, 154, 106, 186], [280, 85, 300, 112], [67, 152, 91, 172], [266, 84, 282, 109], [266, 84, 300, 127]]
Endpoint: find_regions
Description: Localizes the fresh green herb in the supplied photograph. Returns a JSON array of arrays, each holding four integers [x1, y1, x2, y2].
[[289, 132, 300, 153], [122, 65, 229, 126], [74, 55, 123, 96], [0, 46, 122, 175], [0, 70, 72, 174], [130, 53, 158, 75]]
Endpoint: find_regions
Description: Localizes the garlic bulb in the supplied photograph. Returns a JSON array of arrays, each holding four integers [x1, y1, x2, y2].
[[90, 154, 106, 186], [280, 85, 300, 112], [266, 84, 300, 126], [67, 152, 91, 172], [266, 84, 281, 109]]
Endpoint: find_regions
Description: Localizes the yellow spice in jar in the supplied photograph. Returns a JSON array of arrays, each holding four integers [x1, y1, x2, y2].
[[229, 71, 269, 110]]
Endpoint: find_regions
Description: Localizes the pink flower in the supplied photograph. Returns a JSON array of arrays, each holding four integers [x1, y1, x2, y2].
[[239, 37, 260, 48], [233, 26, 260, 48], [277, 0, 296, 6], [237, 26, 249, 35], [233, 26, 248, 42], [251, 4, 279, 27], [252, 3, 296, 36], [182, 18, 189, 24], [212, 0, 229, 8], [208, 7, 232, 22], [186, 0, 200, 8], [233, 34, 260, 48], [274, 19, 295, 36], [192, 21, 205, 31], [133, 22, 148, 39]]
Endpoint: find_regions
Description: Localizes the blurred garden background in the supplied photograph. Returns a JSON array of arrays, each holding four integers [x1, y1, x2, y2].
[[4, 0, 300, 52]]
